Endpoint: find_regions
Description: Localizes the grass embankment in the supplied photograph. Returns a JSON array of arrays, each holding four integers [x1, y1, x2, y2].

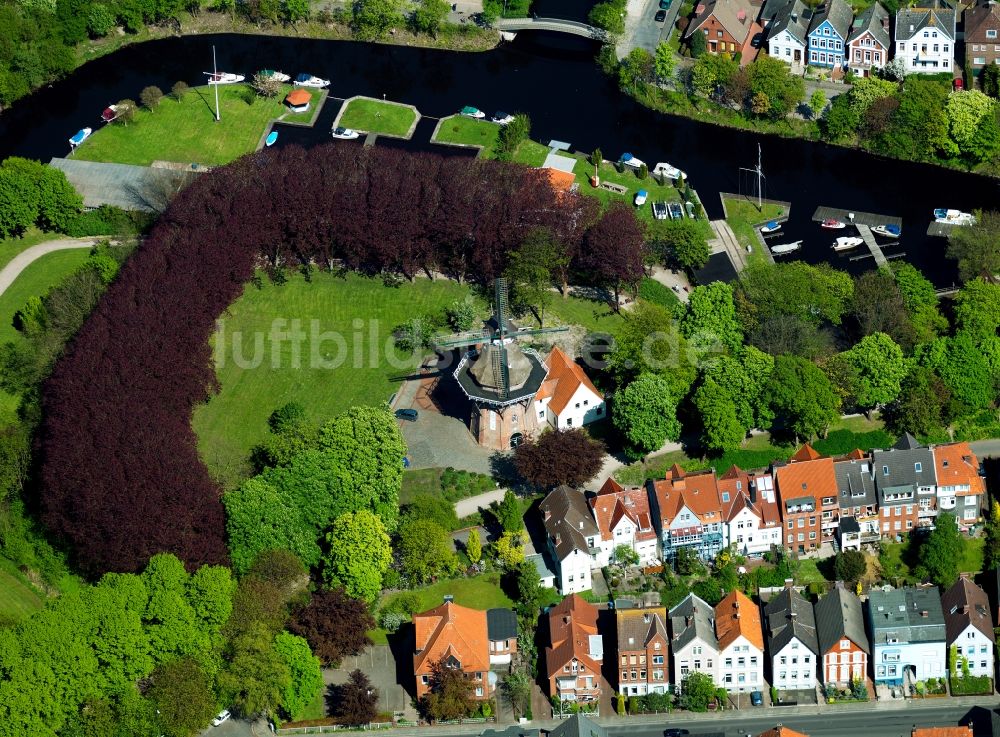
[[0, 249, 92, 345], [338, 97, 417, 137], [724, 197, 788, 253], [432, 116, 550, 165], [0, 558, 44, 626], [76, 84, 321, 166]]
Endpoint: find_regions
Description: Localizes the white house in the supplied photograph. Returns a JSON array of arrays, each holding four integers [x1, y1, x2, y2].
[[942, 576, 995, 680], [715, 590, 765, 693], [668, 593, 720, 692], [722, 468, 783, 558], [539, 486, 599, 594], [867, 586, 947, 687], [894, 6, 956, 74], [763, 0, 811, 71], [534, 347, 605, 431], [589, 478, 660, 568], [763, 584, 819, 691]]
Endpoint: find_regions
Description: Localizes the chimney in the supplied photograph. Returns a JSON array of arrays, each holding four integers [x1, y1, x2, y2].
[[564, 615, 571, 624], [444, 594, 454, 603], [921, 610, 929, 617], [961, 604, 970, 615], [578, 520, 583, 530], [644, 613, 651, 623], [791, 11, 798, 22], [882, 15, 889, 31], [737, 8, 747, 21], [750, 481, 758, 504]]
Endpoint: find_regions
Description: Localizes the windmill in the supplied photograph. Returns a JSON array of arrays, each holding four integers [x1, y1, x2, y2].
[[434, 278, 567, 449]]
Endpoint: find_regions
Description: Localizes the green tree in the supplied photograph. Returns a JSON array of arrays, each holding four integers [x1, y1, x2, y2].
[[850, 270, 916, 349], [654, 41, 676, 84], [679, 671, 717, 712], [114, 98, 138, 126], [614, 544, 640, 566], [218, 625, 291, 718], [841, 332, 907, 409], [403, 493, 459, 531], [915, 333, 994, 413], [505, 228, 561, 324], [689, 29, 707, 57], [36, 164, 83, 232], [954, 278, 1000, 342], [410, 0, 449, 34], [918, 513, 963, 587], [984, 64, 1000, 98], [466, 528, 482, 565], [764, 355, 840, 441], [892, 263, 947, 342], [849, 75, 897, 118], [608, 301, 695, 396], [495, 489, 522, 533], [876, 77, 950, 161], [736, 261, 854, 328], [397, 518, 459, 584], [87, 3, 116, 36], [744, 55, 805, 118], [682, 281, 743, 355], [0, 169, 37, 238], [833, 549, 866, 585], [352, 0, 404, 39], [691, 53, 737, 97], [493, 531, 526, 570], [620, 48, 655, 93], [147, 657, 218, 737], [946, 89, 996, 159], [588, 0, 625, 34], [323, 510, 392, 602], [821, 93, 861, 142], [809, 89, 827, 119], [948, 210, 1000, 284], [514, 559, 542, 617], [884, 365, 952, 437], [273, 631, 323, 720], [494, 113, 531, 161], [967, 105, 1000, 164], [140, 85, 163, 110], [694, 377, 746, 453], [281, 0, 309, 22], [984, 500, 1000, 571], [500, 671, 532, 718], [421, 656, 476, 720], [613, 373, 681, 457], [648, 218, 711, 270]]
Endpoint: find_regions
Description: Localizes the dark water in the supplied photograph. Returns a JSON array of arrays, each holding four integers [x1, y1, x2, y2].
[[1, 31, 997, 286]]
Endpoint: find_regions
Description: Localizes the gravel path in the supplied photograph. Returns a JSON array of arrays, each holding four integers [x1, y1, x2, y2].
[[0, 238, 99, 297]]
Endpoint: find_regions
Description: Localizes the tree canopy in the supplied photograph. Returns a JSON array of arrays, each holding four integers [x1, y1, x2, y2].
[[764, 355, 841, 441], [322, 510, 392, 602], [513, 428, 605, 489], [613, 373, 682, 456], [918, 513, 963, 588]]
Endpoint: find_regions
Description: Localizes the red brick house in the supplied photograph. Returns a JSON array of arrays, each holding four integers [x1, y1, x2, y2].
[[616, 606, 670, 696], [965, 0, 1000, 74], [774, 445, 838, 554], [413, 601, 492, 701], [686, 0, 763, 64], [545, 594, 603, 703]]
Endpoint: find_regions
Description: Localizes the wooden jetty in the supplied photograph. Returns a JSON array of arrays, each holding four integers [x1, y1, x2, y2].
[[812, 206, 902, 229], [927, 221, 958, 238], [855, 224, 888, 268]]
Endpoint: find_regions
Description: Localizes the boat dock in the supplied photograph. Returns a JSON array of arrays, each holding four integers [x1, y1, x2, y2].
[[811, 206, 902, 229], [855, 224, 888, 268], [927, 221, 958, 238]]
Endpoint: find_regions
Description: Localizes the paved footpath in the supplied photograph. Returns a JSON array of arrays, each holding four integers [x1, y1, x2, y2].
[[0, 238, 99, 297]]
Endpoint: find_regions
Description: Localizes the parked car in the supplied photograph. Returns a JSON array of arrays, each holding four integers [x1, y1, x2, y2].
[[395, 408, 419, 421], [751, 690, 764, 706], [659, 0, 673, 8], [654, 9, 666, 21], [212, 710, 231, 727]]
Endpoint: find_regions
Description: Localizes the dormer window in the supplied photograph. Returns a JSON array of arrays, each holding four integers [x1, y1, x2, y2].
[[943, 460, 949, 468], [722, 492, 730, 502], [883, 466, 889, 476], [915, 462, 922, 473]]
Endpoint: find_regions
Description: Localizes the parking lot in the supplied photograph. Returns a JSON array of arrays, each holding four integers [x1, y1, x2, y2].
[[619, 0, 682, 56]]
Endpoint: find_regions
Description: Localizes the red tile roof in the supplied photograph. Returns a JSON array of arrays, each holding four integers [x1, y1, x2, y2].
[[933, 442, 985, 496], [535, 347, 602, 415], [758, 727, 810, 737], [911, 728, 972, 737], [546, 594, 602, 678], [651, 466, 723, 527], [285, 89, 311, 106], [715, 589, 764, 651], [775, 446, 837, 508], [413, 602, 490, 676], [590, 485, 657, 543]]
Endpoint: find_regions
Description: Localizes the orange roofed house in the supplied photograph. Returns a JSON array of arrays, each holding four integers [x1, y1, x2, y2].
[[590, 477, 659, 568], [715, 589, 765, 692], [911, 729, 972, 737], [534, 346, 605, 431], [413, 601, 495, 701], [685, 0, 763, 64], [545, 594, 604, 704], [932, 442, 985, 527], [649, 465, 727, 563], [758, 727, 810, 737], [774, 445, 838, 554]]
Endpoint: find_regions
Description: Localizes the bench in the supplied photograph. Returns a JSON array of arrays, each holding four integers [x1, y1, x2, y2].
[[598, 181, 628, 194]]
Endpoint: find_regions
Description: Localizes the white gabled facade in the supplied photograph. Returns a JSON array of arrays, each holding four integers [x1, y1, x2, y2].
[[534, 347, 606, 431], [717, 634, 765, 692], [769, 29, 807, 67], [556, 548, 593, 594], [668, 593, 720, 693], [771, 638, 817, 690], [951, 622, 994, 678], [590, 479, 660, 569], [894, 7, 956, 74]]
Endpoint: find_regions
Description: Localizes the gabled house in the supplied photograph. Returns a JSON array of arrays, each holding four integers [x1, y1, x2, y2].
[[758, 728, 810, 737], [669, 593, 721, 692], [487, 608, 519, 665], [534, 347, 605, 431], [540, 486, 600, 594], [894, 5, 956, 74], [715, 589, 765, 692], [650, 465, 727, 563], [590, 478, 659, 568], [942, 575, 995, 680], [548, 714, 608, 737], [834, 449, 880, 546], [867, 586, 946, 686], [807, 0, 854, 68], [686, 0, 764, 64], [933, 442, 985, 526], [965, 0, 1000, 73], [616, 606, 670, 695], [774, 445, 838, 554], [814, 581, 869, 686], [722, 467, 783, 558], [848, 2, 891, 77], [545, 594, 603, 703], [763, 583, 819, 691], [764, 0, 812, 72], [413, 601, 492, 700], [912, 728, 972, 737], [873, 434, 937, 538]]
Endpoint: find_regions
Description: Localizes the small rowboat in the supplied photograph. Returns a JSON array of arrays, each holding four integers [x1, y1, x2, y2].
[[760, 220, 781, 235], [820, 219, 846, 229], [265, 131, 278, 147], [69, 127, 92, 147], [771, 240, 802, 255]]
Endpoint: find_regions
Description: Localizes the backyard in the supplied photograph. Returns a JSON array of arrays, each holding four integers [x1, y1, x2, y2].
[[75, 84, 321, 166], [337, 97, 417, 137]]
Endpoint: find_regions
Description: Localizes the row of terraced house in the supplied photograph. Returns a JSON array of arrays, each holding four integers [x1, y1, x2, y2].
[[532, 436, 984, 597], [686, 0, 1000, 79]]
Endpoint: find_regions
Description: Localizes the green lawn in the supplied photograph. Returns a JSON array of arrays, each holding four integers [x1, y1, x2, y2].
[[294, 686, 328, 721], [724, 196, 788, 253], [338, 97, 417, 137], [433, 115, 500, 148], [546, 293, 625, 335], [880, 535, 984, 583], [508, 139, 551, 167], [0, 557, 43, 627], [192, 271, 470, 487], [0, 229, 60, 271], [400, 468, 444, 505], [75, 85, 314, 166], [0, 249, 92, 344]]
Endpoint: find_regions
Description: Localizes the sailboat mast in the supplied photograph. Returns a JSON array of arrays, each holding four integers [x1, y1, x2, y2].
[[213, 45, 221, 122], [757, 143, 762, 210]]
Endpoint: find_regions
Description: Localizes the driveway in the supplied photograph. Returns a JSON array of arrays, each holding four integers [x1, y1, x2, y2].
[[328, 644, 418, 721], [618, 0, 680, 57], [0, 238, 98, 297]]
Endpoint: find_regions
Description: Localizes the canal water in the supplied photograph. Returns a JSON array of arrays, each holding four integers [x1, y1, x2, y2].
[[1, 31, 996, 286]]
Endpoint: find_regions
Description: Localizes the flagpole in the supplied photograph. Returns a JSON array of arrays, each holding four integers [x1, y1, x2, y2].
[[213, 45, 221, 122]]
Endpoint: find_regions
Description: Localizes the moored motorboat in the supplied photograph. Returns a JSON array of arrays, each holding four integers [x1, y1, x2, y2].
[[634, 190, 648, 207], [653, 162, 685, 180], [259, 69, 290, 82], [833, 236, 863, 251], [294, 73, 330, 88], [206, 72, 245, 85], [771, 240, 802, 255], [460, 106, 485, 118], [100, 105, 118, 123], [331, 126, 360, 140], [871, 224, 901, 238], [265, 131, 278, 147], [490, 111, 514, 125], [760, 220, 781, 235], [934, 208, 976, 226], [69, 127, 92, 147], [820, 218, 846, 229], [620, 152, 645, 170]]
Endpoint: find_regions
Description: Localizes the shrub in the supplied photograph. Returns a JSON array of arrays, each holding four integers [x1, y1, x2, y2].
[[140, 85, 163, 110], [379, 610, 406, 632], [638, 277, 681, 310], [64, 205, 152, 237]]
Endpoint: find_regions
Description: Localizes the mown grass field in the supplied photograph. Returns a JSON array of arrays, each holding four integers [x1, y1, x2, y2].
[[76, 84, 320, 166], [433, 115, 500, 147], [338, 97, 417, 137], [0, 558, 43, 626], [192, 271, 469, 487], [0, 229, 59, 271], [724, 196, 788, 253], [0, 249, 92, 344]]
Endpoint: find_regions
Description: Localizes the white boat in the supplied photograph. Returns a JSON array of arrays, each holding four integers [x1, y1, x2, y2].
[[460, 106, 485, 118], [871, 224, 901, 238], [620, 152, 645, 170], [294, 73, 330, 88], [634, 189, 648, 207], [652, 162, 685, 180], [206, 72, 245, 85], [771, 240, 802, 255], [820, 218, 846, 229], [259, 69, 290, 82], [934, 208, 976, 226], [490, 111, 514, 125], [760, 220, 781, 235], [69, 127, 92, 147], [331, 126, 360, 140], [833, 236, 864, 251]]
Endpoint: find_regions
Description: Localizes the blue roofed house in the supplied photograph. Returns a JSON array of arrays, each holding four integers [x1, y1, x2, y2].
[[867, 586, 946, 687], [763, 0, 812, 73], [807, 0, 854, 70]]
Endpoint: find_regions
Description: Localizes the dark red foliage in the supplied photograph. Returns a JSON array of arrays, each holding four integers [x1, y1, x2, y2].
[[289, 588, 375, 666], [513, 428, 606, 489], [579, 201, 647, 306], [39, 145, 601, 576]]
